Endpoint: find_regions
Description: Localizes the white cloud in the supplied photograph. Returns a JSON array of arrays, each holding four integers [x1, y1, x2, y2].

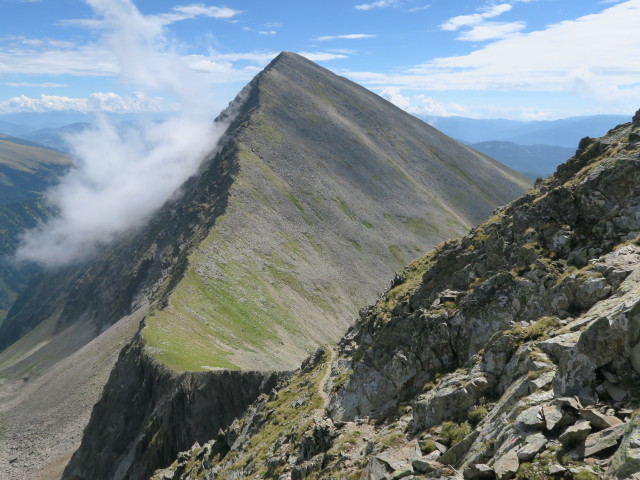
[[355, 0, 398, 11], [0, 92, 167, 114], [380, 87, 468, 116], [1, 82, 68, 88], [343, 0, 640, 108], [62, 3, 241, 29], [15, 0, 228, 267], [457, 21, 525, 41], [259, 30, 277, 35], [408, 4, 431, 12], [441, 3, 512, 31], [296, 51, 349, 61], [314, 34, 376, 41]]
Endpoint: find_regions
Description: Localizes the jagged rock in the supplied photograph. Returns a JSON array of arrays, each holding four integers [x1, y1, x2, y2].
[[606, 417, 640, 479], [578, 408, 623, 429], [493, 449, 519, 480], [515, 405, 545, 429], [548, 464, 566, 475], [542, 404, 570, 431], [462, 463, 495, 480], [413, 381, 480, 430], [377, 452, 412, 473], [603, 381, 628, 402], [517, 432, 547, 461], [559, 420, 591, 447], [367, 457, 389, 480], [440, 430, 480, 467], [584, 423, 627, 457], [574, 276, 612, 310], [553, 397, 582, 410]]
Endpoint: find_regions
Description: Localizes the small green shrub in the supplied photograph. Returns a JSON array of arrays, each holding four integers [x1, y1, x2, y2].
[[440, 421, 470, 447], [419, 439, 437, 455], [468, 406, 488, 426]]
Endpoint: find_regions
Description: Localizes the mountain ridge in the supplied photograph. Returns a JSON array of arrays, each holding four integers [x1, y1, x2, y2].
[[150, 110, 640, 480], [1, 52, 530, 480]]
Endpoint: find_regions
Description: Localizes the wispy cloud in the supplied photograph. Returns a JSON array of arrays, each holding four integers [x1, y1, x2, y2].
[[15, 0, 226, 267], [61, 3, 241, 28], [457, 21, 525, 41], [408, 4, 431, 12], [297, 51, 349, 61], [0, 92, 167, 114], [314, 33, 376, 41], [355, 0, 398, 11], [343, 0, 640, 107], [1, 82, 69, 88], [441, 3, 512, 31]]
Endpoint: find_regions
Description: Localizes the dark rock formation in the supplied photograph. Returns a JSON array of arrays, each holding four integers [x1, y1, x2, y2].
[[62, 334, 282, 480]]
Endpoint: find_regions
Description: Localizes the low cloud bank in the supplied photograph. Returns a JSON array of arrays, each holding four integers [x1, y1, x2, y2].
[[15, 0, 227, 267]]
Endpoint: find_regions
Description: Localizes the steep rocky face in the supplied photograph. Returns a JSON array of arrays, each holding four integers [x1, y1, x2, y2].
[[153, 112, 640, 480], [1, 52, 529, 480], [62, 334, 282, 480]]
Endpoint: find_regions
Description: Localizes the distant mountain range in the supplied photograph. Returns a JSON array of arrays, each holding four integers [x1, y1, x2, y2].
[[0, 111, 626, 180], [467, 141, 575, 179], [421, 114, 629, 147], [0, 134, 70, 322]]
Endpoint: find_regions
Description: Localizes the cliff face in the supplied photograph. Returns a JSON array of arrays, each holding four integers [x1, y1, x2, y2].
[[62, 335, 281, 480], [152, 113, 640, 480]]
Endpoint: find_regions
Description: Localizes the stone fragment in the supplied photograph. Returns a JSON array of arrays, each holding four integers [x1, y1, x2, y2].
[[412, 459, 442, 474], [603, 381, 628, 402], [494, 449, 519, 480], [376, 452, 411, 473], [553, 397, 582, 410], [391, 469, 413, 479], [366, 457, 389, 480], [578, 407, 623, 429], [559, 420, 591, 447], [517, 433, 547, 461], [463, 463, 494, 480], [606, 420, 640, 479], [548, 464, 566, 475], [515, 405, 545, 429], [542, 404, 568, 431], [600, 369, 620, 384], [584, 424, 626, 457]]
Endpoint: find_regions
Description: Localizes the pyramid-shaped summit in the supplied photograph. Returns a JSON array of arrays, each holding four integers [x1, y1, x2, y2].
[[2, 52, 530, 480], [134, 51, 531, 371]]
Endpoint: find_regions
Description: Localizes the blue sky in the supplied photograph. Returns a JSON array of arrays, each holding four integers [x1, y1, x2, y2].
[[1, 0, 639, 119]]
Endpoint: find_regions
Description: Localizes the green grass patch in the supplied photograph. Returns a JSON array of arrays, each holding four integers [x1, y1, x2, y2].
[[388, 244, 406, 265], [440, 421, 471, 447], [507, 316, 562, 342], [336, 196, 356, 221], [142, 231, 309, 371]]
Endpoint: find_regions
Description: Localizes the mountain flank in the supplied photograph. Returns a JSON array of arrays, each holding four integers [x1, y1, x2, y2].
[[0, 52, 529, 480], [0, 135, 70, 322], [152, 111, 640, 479]]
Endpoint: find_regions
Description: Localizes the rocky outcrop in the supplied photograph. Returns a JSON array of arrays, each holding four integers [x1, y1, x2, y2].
[[151, 111, 640, 479], [61, 334, 282, 480]]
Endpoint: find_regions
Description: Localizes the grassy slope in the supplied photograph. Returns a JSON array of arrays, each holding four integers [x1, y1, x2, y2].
[[141, 53, 531, 373]]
